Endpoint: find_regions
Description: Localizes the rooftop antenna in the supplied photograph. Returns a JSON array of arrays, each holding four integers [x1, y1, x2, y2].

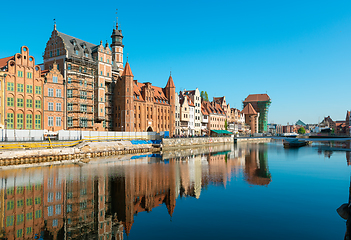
[[127, 52, 129, 62], [53, 18, 56, 30]]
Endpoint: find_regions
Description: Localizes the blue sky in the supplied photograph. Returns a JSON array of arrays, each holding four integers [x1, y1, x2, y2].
[[1, 0, 351, 124]]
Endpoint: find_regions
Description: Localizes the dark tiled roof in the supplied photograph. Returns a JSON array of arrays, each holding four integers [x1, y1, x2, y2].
[[243, 94, 270, 102], [0, 56, 14, 69], [57, 31, 97, 61]]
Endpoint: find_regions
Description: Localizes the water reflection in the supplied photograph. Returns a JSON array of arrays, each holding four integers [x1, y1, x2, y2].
[[0, 143, 271, 239]]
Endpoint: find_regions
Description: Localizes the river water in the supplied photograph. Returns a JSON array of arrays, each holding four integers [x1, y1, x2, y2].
[[0, 141, 349, 240]]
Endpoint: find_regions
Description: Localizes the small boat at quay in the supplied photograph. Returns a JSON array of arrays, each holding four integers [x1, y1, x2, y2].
[[283, 139, 310, 148]]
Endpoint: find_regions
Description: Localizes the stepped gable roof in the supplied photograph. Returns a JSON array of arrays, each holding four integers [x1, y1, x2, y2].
[[0, 56, 14, 69], [242, 103, 257, 115], [122, 62, 133, 77], [243, 94, 270, 103], [187, 96, 194, 106], [56, 31, 97, 61], [165, 75, 175, 88]]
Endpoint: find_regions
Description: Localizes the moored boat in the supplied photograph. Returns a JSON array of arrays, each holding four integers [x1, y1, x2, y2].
[[283, 139, 310, 148]]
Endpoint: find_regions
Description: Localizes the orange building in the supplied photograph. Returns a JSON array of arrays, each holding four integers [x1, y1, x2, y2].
[[0, 46, 44, 129], [113, 62, 176, 135], [42, 61, 65, 131]]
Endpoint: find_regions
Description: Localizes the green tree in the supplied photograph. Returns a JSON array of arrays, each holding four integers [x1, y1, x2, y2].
[[225, 119, 228, 130], [200, 91, 209, 101], [204, 91, 209, 101], [297, 127, 305, 134]]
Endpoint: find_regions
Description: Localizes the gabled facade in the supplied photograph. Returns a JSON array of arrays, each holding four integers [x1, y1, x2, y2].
[[42, 61, 65, 131], [183, 89, 201, 135], [0, 46, 44, 130]]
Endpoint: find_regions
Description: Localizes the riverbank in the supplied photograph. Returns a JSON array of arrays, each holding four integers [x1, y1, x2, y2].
[[0, 141, 159, 167], [162, 137, 271, 150], [0, 137, 272, 167]]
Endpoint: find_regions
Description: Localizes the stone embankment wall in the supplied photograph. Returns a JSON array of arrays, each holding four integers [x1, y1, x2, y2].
[[162, 137, 233, 150], [162, 137, 271, 150], [0, 141, 159, 167]]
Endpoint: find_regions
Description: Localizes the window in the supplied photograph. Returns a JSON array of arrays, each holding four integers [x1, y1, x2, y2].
[[16, 229, 23, 238], [35, 86, 41, 94], [26, 99, 32, 108], [24, 120, 35, 134], [27, 72, 32, 79], [56, 103, 61, 111], [55, 89, 61, 97], [35, 100, 41, 109], [67, 192, 73, 199], [48, 88, 54, 97], [17, 70, 23, 77], [53, 219, 58, 227], [79, 66, 82, 72], [26, 198, 33, 206], [68, 77, 71, 83], [17, 83, 24, 92], [35, 210, 42, 219], [85, 53, 89, 58], [67, 89, 72, 98], [17, 199, 24, 208], [7, 82, 14, 91], [76, 50, 79, 55], [79, 118, 88, 127], [80, 91, 87, 99], [50, 51, 53, 57], [26, 227, 32, 235], [53, 76, 58, 83], [68, 117, 73, 127], [100, 71, 103, 75], [17, 114, 23, 129], [34, 197, 41, 204], [7, 113, 14, 128], [67, 204, 72, 213], [57, 49, 60, 56], [35, 115, 41, 129], [48, 102, 54, 111], [84, 67, 87, 73], [17, 98, 23, 107], [56, 117, 61, 126], [55, 205, 61, 214], [26, 212, 33, 220], [6, 216, 14, 227], [26, 85, 33, 93], [80, 104, 87, 112], [56, 192, 61, 200], [68, 64, 71, 70], [48, 117, 54, 126], [48, 206, 53, 216], [7, 200, 14, 210], [67, 103, 73, 111]]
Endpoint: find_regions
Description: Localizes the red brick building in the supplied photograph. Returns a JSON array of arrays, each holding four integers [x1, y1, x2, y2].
[[113, 62, 176, 135]]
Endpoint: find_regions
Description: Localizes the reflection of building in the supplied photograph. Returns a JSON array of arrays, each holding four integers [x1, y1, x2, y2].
[[244, 147, 271, 186], [110, 159, 177, 236], [0, 144, 271, 238]]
